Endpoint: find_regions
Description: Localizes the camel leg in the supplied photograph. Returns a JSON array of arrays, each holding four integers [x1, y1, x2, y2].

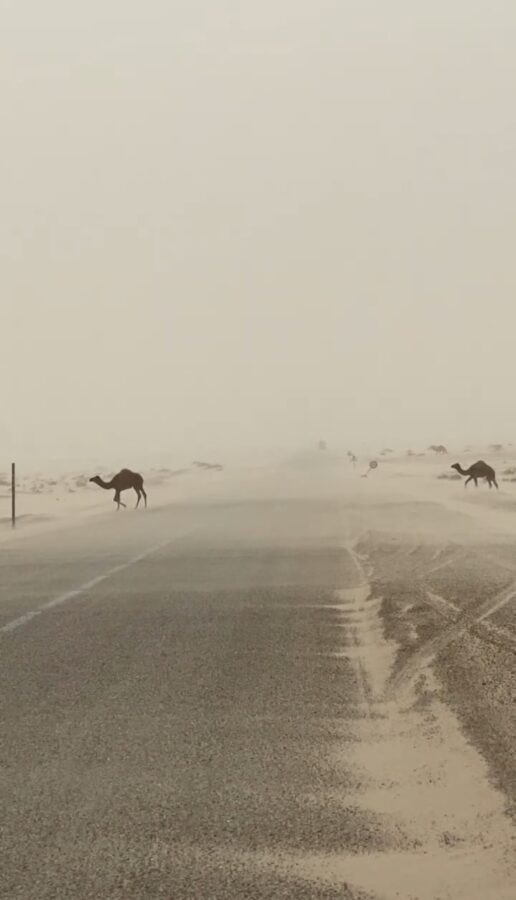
[[464, 477, 472, 488], [135, 488, 141, 508], [141, 487, 147, 508], [114, 491, 126, 510]]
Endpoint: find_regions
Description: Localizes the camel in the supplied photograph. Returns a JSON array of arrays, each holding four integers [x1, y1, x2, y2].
[[89, 469, 147, 510], [450, 461, 498, 489], [429, 444, 448, 455]]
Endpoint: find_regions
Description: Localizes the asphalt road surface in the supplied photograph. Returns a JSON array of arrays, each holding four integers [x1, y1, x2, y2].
[[1, 495, 515, 899], [0, 499, 366, 899]]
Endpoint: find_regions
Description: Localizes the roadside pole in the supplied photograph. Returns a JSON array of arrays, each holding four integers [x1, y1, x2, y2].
[[11, 462, 15, 528]]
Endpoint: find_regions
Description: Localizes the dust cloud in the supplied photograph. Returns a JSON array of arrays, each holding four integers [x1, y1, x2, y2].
[[2, 5, 516, 898], [2, 2, 516, 468]]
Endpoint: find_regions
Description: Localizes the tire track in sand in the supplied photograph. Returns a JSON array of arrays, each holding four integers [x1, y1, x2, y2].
[[234, 547, 516, 899]]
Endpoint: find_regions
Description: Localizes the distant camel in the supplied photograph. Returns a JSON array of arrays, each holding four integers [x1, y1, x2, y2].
[[429, 444, 448, 455], [89, 469, 147, 510], [450, 461, 498, 489]]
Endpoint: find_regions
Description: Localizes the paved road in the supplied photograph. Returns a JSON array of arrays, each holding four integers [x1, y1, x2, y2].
[[0, 498, 374, 900]]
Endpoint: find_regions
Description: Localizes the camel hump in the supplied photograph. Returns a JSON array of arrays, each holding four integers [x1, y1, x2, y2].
[[117, 468, 144, 484], [475, 460, 495, 474]]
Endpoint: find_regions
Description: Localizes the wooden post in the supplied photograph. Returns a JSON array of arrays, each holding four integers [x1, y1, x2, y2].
[[11, 462, 15, 528]]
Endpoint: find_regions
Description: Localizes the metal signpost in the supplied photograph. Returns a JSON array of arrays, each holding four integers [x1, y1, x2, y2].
[[11, 462, 15, 528]]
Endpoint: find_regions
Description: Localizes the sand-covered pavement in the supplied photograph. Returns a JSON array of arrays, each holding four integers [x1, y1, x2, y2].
[[1, 453, 515, 898]]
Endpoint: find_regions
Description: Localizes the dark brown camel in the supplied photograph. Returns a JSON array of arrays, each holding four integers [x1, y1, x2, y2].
[[89, 469, 147, 510], [451, 461, 498, 489]]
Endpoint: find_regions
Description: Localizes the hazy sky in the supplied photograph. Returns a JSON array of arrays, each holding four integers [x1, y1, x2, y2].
[[2, 1, 516, 464]]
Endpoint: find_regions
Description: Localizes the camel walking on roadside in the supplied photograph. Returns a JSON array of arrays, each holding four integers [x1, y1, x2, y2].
[[451, 461, 498, 489], [89, 469, 147, 510]]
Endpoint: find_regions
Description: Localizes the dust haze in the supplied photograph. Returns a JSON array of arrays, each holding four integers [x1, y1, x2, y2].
[[2, 5, 516, 900], [2, 1, 516, 467]]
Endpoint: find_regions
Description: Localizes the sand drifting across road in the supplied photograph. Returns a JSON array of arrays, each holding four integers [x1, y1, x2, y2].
[[192, 533, 516, 898], [304, 552, 516, 899], [221, 536, 516, 899], [2, 451, 516, 897]]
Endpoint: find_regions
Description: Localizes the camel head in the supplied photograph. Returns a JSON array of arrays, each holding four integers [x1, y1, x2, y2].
[[89, 475, 102, 486], [450, 463, 461, 473]]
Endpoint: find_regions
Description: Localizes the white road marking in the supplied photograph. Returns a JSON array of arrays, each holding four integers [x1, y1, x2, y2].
[[0, 533, 194, 637]]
